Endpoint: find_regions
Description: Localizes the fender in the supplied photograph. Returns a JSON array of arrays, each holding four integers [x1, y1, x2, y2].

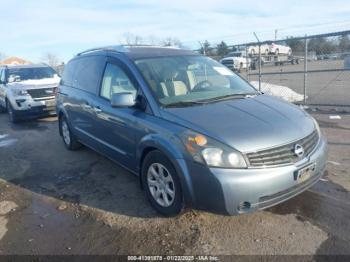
[[136, 133, 196, 206]]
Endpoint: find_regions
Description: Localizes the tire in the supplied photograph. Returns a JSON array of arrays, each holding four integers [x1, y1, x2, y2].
[[141, 150, 183, 216], [0, 102, 6, 113], [7, 100, 19, 123], [59, 115, 81, 150]]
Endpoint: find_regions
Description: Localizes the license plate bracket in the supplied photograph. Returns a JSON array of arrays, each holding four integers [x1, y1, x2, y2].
[[294, 163, 316, 184]]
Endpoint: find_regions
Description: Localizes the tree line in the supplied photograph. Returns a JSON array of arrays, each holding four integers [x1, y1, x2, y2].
[[199, 34, 350, 57]]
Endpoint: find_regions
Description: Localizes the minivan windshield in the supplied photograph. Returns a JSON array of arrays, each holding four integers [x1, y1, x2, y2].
[[7, 67, 57, 82], [135, 55, 257, 107]]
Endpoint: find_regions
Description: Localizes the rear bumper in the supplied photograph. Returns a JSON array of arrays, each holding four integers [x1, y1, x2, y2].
[[185, 136, 327, 215]]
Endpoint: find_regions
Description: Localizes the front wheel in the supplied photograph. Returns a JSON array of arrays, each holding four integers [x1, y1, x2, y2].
[[142, 151, 184, 216], [7, 100, 19, 123]]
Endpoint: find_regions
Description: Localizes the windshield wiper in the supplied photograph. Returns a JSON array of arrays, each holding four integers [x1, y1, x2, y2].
[[164, 101, 205, 108], [197, 93, 257, 103]]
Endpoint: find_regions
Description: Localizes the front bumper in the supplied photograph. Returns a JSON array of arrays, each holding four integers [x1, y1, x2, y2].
[[10, 97, 56, 118], [186, 136, 327, 215]]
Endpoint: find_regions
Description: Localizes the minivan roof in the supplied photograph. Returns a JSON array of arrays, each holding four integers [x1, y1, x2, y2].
[[75, 45, 198, 60]]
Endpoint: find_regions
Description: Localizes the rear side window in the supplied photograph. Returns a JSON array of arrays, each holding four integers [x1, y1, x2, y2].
[[73, 56, 106, 94]]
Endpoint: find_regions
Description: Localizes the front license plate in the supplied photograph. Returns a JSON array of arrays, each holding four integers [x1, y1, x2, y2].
[[295, 163, 316, 184], [45, 100, 55, 107]]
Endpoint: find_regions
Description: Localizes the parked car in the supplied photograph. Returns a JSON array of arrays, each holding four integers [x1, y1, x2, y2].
[[247, 44, 270, 55], [220, 51, 251, 71], [268, 43, 292, 55], [0, 64, 60, 122], [57, 46, 327, 216]]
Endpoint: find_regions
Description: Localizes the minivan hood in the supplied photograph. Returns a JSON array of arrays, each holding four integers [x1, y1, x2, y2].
[[161, 95, 315, 153], [7, 77, 60, 90]]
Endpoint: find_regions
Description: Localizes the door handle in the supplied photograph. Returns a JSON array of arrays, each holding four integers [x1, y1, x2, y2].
[[82, 103, 91, 110], [93, 106, 103, 113]]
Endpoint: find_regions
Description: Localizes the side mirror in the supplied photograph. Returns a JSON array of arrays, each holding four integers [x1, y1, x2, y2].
[[111, 92, 136, 108]]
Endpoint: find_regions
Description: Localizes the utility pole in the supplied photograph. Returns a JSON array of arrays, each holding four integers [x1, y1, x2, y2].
[[198, 41, 205, 55], [253, 32, 262, 92], [275, 29, 278, 41]]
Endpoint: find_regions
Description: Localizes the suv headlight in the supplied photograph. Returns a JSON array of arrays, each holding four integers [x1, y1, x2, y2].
[[12, 89, 28, 96], [180, 130, 247, 168]]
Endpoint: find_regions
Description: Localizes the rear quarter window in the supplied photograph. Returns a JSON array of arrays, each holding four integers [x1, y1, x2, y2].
[[61, 60, 77, 87], [72, 56, 106, 94]]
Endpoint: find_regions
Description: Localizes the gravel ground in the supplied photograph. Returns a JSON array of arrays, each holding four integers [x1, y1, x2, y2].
[[0, 111, 349, 255]]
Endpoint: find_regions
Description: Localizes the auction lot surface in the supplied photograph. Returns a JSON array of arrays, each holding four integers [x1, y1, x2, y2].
[[0, 112, 349, 255]]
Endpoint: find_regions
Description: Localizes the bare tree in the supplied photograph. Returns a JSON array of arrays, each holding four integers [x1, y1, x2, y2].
[[41, 53, 61, 67], [161, 37, 183, 47], [122, 32, 143, 45]]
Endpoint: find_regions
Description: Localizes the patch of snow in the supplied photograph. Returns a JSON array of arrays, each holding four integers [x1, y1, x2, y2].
[[0, 138, 17, 148], [329, 115, 341, 120], [0, 134, 9, 139], [250, 81, 305, 103]]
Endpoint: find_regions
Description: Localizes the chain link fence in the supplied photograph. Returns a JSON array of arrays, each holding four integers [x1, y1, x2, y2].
[[216, 30, 350, 108]]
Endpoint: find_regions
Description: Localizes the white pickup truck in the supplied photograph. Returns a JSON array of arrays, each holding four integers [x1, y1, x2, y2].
[[219, 51, 251, 71]]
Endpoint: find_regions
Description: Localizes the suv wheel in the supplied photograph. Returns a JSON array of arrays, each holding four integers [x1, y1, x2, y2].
[[59, 116, 81, 150], [0, 103, 6, 113], [7, 100, 19, 123], [142, 151, 183, 216]]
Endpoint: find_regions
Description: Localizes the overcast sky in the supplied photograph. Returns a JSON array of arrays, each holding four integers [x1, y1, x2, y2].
[[1, 0, 350, 62]]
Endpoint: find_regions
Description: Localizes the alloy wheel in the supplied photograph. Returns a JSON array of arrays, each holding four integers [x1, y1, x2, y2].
[[61, 120, 71, 146], [147, 163, 175, 207]]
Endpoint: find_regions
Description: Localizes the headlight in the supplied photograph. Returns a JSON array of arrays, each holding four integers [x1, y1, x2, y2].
[[12, 89, 28, 96], [180, 130, 247, 168]]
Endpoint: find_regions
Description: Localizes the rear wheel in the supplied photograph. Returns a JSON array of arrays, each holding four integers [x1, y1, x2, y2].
[[7, 100, 19, 123], [142, 151, 183, 216], [59, 115, 81, 150]]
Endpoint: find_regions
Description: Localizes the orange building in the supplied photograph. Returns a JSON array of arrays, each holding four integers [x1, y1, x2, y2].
[[0, 56, 32, 65]]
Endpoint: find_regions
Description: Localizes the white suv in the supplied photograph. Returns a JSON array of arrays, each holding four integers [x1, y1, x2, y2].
[[0, 64, 60, 122]]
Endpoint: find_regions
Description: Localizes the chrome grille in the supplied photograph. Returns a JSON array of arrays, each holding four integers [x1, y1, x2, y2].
[[27, 88, 55, 99], [247, 130, 319, 167]]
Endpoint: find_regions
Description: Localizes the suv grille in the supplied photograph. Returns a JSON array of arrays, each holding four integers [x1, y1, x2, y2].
[[27, 88, 55, 99], [246, 130, 319, 167]]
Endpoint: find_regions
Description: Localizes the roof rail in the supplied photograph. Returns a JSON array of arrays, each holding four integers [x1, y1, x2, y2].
[[76, 45, 127, 56]]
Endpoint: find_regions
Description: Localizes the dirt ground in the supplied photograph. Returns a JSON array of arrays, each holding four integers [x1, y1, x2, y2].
[[0, 110, 349, 255]]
